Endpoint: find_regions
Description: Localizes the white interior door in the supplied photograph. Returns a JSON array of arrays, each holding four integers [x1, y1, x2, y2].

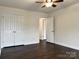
[[0, 15, 1, 53], [1, 14, 26, 48], [1, 14, 15, 48], [47, 17, 54, 43], [14, 15, 25, 46]]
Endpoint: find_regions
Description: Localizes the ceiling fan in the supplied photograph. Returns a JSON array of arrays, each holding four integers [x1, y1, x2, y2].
[[35, 0, 63, 8]]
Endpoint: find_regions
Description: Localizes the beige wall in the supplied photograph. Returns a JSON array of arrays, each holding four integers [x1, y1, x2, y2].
[[50, 3, 79, 50]]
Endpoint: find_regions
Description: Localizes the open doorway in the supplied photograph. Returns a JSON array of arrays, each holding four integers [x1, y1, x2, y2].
[[39, 17, 54, 44], [39, 18, 47, 42]]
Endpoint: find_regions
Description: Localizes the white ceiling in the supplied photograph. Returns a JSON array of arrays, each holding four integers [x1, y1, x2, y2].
[[0, 0, 79, 13]]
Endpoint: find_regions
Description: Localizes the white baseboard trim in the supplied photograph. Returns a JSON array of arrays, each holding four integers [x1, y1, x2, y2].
[[46, 40, 54, 43], [46, 41, 79, 50], [1, 41, 39, 48], [24, 41, 39, 45], [1, 46, 4, 49], [54, 42, 79, 50]]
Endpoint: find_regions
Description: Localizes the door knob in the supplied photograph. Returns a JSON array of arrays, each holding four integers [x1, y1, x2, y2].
[[13, 31, 16, 33], [52, 31, 54, 32]]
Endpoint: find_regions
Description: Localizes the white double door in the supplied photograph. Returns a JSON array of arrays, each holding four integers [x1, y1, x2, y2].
[[1, 14, 26, 48]]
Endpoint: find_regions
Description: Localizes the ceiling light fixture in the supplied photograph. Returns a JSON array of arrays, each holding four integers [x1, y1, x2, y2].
[[35, 0, 63, 8], [45, 2, 53, 7]]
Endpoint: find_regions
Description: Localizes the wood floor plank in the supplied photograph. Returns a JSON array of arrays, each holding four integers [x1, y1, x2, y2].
[[1, 41, 79, 59]]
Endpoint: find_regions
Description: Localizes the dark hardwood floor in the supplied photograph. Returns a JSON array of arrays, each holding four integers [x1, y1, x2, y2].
[[1, 41, 79, 59]]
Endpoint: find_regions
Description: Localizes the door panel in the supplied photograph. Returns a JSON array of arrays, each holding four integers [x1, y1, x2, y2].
[[1, 14, 15, 48], [14, 15, 25, 45], [47, 17, 54, 43], [1, 14, 26, 47]]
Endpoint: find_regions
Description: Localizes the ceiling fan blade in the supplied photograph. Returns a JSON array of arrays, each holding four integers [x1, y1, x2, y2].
[[51, 0, 53, 2], [35, 1, 44, 3], [46, 0, 48, 2], [41, 5, 46, 8], [52, 4, 57, 7], [54, 0, 63, 3]]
